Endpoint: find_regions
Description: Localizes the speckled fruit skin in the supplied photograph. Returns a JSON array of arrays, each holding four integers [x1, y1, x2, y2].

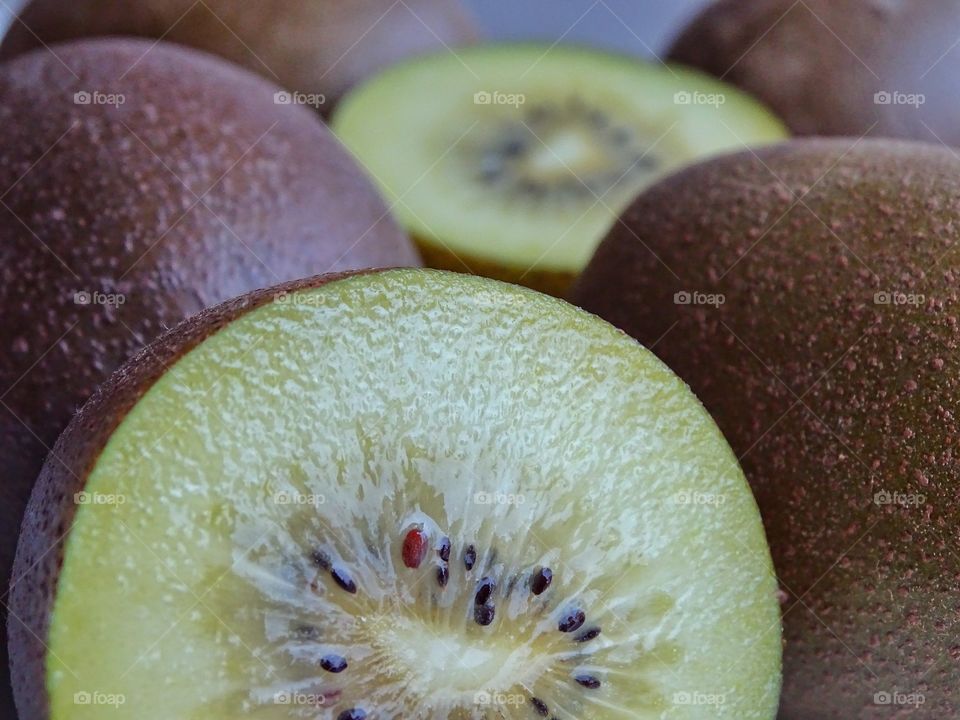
[[0, 0, 477, 113], [668, 0, 960, 145], [0, 39, 416, 718], [573, 139, 960, 719], [8, 271, 368, 720]]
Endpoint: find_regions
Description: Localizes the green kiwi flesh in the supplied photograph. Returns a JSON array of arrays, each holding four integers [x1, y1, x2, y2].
[[573, 138, 960, 717], [668, 0, 960, 144], [0, 37, 417, 719], [0, 0, 478, 112], [332, 44, 787, 295], [10, 270, 782, 719]]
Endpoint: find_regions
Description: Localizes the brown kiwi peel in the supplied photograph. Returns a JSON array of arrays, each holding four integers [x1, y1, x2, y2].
[[573, 138, 960, 717], [0, 38, 417, 718], [416, 237, 576, 299], [667, 0, 960, 144], [0, 0, 478, 113]]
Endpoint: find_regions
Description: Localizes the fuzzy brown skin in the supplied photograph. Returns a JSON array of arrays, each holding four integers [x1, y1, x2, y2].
[[0, 0, 478, 113], [0, 39, 417, 717], [573, 139, 960, 718], [8, 271, 370, 720], [667, 0, 960, 145]]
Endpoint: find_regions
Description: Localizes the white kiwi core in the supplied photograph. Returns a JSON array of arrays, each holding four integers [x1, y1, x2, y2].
[[46, 270, 781, 719]]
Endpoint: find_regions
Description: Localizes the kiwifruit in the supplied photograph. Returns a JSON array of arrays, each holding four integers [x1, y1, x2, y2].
[[333, 44, 787, 296], [573, 138, 960, 717], [0, 37, 416, 717], [10, 269, 782, 719], [667, 0, 960, 143], [0, 0, 477, 113]]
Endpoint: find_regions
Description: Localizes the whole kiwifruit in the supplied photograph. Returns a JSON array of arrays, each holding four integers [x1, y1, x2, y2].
[[10, 268, 782, 719], [573, 138, 960, 717], [0, 37, 416, 716], [0, 0, 477, 112], [667, 0, 960, 144]]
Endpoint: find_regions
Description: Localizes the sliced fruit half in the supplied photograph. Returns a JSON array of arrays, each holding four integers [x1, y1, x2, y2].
[[10, 270, 781, 719], [333, 45, 788, 294]]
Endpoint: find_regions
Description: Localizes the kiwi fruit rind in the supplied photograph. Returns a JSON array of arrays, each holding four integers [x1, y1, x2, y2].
[[668, 0, 960, 143], [10, 269, 782, 719], [333, 44, 787, 295], [0, 0, 477, 112], [0, 37, 417, 716], [573, 138, 960, 717]]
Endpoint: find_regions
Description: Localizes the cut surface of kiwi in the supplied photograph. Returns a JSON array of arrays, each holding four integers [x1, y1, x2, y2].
[[11, 270, 781, 719], [333, 44, 787, 294]]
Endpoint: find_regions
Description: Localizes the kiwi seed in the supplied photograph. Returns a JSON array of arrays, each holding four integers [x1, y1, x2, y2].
[[337, 709, 366, 720], [330, 565, 357, 594], [575, 627, 601, 643], [558, 608, 586, 633], [436, 565, 449, 588], [474, 604, 495, 627], [463, 544, 476, 570], [437, 536, 451, 562], [320, 654, 348, 673], [530, 696, 549, 716], [474, 577, 495, 605], [531, 566, 553, 595], [575, 674, 601, 689]]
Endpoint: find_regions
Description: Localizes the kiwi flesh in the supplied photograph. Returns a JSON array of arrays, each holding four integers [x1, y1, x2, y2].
[[10, 269, 782, 719], [668, 0, 960, 144], [573, 138, 960, 717], [333, 44, 787, 295], [0, 37, 417, 717], [0, 0, 477, 113]]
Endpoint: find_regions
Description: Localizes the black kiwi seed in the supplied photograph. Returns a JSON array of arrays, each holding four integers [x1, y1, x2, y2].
[[575, 674, 601, 689], [531, 566, 553, 595], [464, 544, 476, 570], [330, 565, 357, 594], [437, 536, 451, 562], [474, 603, 495, 626], [474, 577, 495, 605], [310, 549, 331, 570], [337, 709, 366, 720], [530, 696, 549, 716], [575, 627, 601, 643], [436, 565, 449, 588], [558, 607, 586, 633], [320, 654, 348, 673]]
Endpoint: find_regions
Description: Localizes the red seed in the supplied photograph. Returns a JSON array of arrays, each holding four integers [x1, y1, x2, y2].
[[402, 527, 429, 569]]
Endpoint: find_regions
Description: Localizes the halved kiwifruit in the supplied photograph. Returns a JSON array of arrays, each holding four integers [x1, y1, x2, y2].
[[10, 270, 781, 719], [333, 45, 787, 294]]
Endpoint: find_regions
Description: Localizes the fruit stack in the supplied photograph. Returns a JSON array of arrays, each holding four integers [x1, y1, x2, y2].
[[0, 1, 956, 719]]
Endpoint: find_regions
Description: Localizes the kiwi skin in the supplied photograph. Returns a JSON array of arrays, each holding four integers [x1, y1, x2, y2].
[[417, 241, 575, 299], [667, 0, 960, 144], [0, 38, 417, 718], [572, 139, 960, 717], [9, 270, 377, 720], [0, 0, 477, 113]]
